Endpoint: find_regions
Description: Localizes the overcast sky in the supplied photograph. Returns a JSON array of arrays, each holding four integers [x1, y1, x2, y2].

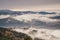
[[0, 0, 60, 11]]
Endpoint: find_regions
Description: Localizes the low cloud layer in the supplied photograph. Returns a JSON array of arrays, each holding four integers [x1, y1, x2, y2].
[[0, 10, 60, 29]]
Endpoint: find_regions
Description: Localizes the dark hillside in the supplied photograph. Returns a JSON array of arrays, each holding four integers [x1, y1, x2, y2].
[[0, 27, 32, 40]]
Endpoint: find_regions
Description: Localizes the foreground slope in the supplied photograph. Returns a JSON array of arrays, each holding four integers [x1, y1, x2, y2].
[[0, 27, 32, 40]]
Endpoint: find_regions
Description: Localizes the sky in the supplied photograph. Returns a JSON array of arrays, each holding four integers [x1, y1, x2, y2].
[[0, 0, 60, 12]]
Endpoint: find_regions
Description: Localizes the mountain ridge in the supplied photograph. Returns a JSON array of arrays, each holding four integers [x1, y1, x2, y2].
[[0, 10, 57, 15]]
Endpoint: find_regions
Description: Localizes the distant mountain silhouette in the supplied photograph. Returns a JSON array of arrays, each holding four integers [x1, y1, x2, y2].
[[0, 10, 13, 15], [0, 10, 60, 29], [0, 17, 60, 29], [0, 17, 30, 28], [0, 10, 22, 15], [0, 17, 48, 28], [39, 11, 56, 15], [50, 16, 60, 19], [0, 10, 56, 15]]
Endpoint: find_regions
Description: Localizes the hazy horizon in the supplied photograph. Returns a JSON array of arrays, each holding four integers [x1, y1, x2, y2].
[[0, 0, 60, 12]]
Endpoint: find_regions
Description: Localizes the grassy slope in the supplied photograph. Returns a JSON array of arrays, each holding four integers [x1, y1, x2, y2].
[[0, 27, 32, 40]]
